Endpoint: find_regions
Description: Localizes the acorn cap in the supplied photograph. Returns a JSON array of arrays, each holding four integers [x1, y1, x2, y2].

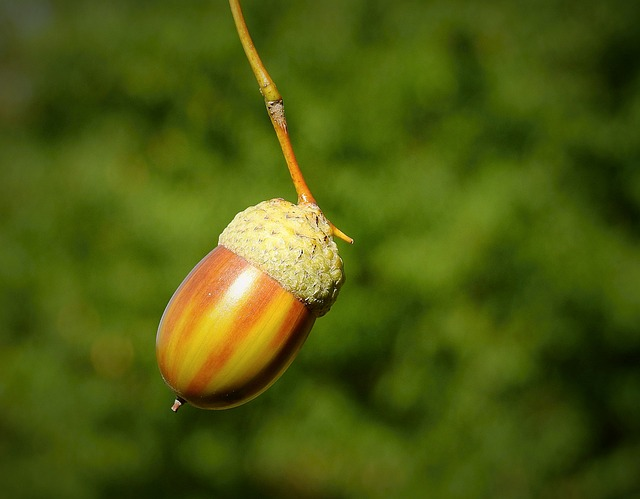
[[218, 198, 344, 317]]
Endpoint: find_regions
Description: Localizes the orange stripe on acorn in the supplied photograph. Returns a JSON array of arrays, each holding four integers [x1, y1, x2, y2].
[[155, 1, 352, 412]]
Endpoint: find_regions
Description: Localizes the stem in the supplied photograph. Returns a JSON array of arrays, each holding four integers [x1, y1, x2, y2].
[[228, 0, 353, 244], [229, 0, 315, 205]]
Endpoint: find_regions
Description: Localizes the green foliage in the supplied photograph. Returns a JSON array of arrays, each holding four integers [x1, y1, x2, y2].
[[1, 0, 639, 497]]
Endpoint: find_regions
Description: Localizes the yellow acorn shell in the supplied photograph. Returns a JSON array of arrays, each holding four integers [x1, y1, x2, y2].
[[156, 245, 315, 409]]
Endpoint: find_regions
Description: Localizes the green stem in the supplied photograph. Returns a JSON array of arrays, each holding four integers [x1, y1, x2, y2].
[[228, 0, 353, 244], [228, 0, 315, 205]]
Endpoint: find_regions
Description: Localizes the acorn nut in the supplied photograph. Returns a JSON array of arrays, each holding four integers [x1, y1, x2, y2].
[[156, 199, 344, 411]]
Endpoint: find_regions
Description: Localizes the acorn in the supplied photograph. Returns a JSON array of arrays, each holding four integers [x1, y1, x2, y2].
[[155, 0, 352, 412], [156, 199, 344, 410]]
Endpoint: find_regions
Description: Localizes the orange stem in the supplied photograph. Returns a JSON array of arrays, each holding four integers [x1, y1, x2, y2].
[[229, 0, 315, 205], [228, 0, 353, 244]]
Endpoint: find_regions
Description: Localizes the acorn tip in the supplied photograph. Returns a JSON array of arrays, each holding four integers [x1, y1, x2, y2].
[[171, 397, 186, 412]]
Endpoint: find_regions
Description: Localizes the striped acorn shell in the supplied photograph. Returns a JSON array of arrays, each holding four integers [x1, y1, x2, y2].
[[156, 245, 316, 410]]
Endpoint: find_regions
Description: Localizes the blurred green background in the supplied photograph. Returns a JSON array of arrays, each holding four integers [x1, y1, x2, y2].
[[1, 0, 639, 497]]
